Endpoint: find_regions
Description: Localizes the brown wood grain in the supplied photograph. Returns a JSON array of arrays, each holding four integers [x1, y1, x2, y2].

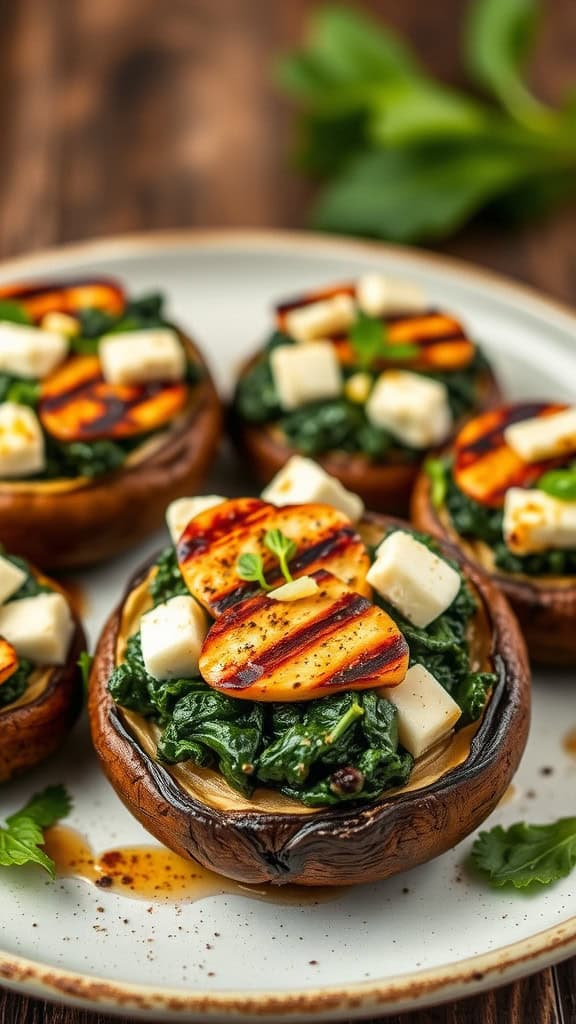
[[0, 0, 574, 1022]]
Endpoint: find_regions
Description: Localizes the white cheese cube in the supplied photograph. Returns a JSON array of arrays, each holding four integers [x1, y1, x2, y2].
[[283, 294, 355, 343], [357, 273, 427, 318], [0, 591, 73, 665], [0, 403, 45, 478], [140, 595, 208, 681], [268, 576, 320, 602], [504, 408, 576, 463], [367, 531, 461, 627], [270, 342, 342, 411], [166, 494, 226, 545], [99, 329, 186, 385], [0, 556, 27, 604], [0, 322, 68, 379], [380, 663, 462, 758], [366, 370, 452, 449], [503, 487, 576, 554], [262, 455, 364, 522]]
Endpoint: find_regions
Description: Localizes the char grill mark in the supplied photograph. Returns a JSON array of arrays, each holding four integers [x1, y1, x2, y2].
[[178, 499, 371, 617], [454, 401, 569, 507], [39, 355, 187, 442], [0, 278, 125, 322], [214, 591, 372, 691], [199, 569, 409, 702]]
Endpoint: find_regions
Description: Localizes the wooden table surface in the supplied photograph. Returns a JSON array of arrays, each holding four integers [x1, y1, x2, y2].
[[0, 1, 574, 1021]]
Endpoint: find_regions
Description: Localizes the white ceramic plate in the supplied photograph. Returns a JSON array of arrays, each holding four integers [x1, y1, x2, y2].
[[0, 231, 574, 1022]]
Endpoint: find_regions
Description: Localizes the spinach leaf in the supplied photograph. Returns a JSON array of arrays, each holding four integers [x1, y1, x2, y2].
[[0, 659, 34, 708], [445, 474, 576, 575], [158, 686, 264, 796], [0, 300, 32, 325], [73, 292, 168, 351], [108, 632, 201, 725], [149, 547, 189, 606], [258, 696, 363, 785], [0, 376, 40, 408]]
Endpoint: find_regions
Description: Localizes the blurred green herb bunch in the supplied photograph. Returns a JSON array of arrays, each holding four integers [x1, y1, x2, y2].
[[278, 0, 576, 242]]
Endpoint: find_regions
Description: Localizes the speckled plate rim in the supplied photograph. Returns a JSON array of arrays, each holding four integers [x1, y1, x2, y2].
[[0, 228, 575, 1021]]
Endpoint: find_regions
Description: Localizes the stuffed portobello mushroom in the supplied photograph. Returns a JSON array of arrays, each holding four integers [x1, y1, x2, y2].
[[413, 401, 576, 666], [232, 274, 501, 515], [90, 463, 529, 886], [0, 278, 222, 569], [0, 549, 84, 781]]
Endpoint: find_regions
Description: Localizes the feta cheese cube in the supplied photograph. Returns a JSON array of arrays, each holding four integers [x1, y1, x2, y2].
[[0, 592, 74, 665], [262, 455, 364, 522], [357, 273, 427, 318], [283, 294, 355, 343], [0, 322, 68, 379], [166, 495, 226, 545], [268, 576, 320, 602], [140, 595, 208, 680], [504, 408, 576, 463], [366, 531, 461, 627], [0, 403, 45, 478], [503, 487, 576, 554], [366, 370, 452, 449], [99, 329, 186, 385], [0, 555, 27, 604], [380, 663, 462, 758], [270, 342, 342, 411]]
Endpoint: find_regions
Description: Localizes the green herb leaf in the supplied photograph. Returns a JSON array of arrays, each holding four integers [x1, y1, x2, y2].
[[472, 818, 576, 888], [236, 552, 270, 591], [349, 310, 385, 368], [464, 0, 552, 128], [368, 79, 491, 147], [349, 311, 418, 368], [425, 457, 448, 508], [5, 378, 40, 407], [0, 300, 32, 325], [278, 5, 576, 244], [264, 529, 297, 583], [0, 785, 72, 877], [537, 467, 576, 502], [8, 785, 72, 829], [311, 144, 545, 244], [278, 5, 416, 116], [78, 651, 93, 694]]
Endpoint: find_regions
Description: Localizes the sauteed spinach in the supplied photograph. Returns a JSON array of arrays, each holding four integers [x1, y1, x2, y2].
[[0, 553, 50, 709], [234, 332, 487, 461], [434, 460, 576, 576], [109, 535, 494, 807]]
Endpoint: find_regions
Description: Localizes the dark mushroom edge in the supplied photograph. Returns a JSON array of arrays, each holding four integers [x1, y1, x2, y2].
[[89, 515, 530, 887], [0, 556, 85, 781]]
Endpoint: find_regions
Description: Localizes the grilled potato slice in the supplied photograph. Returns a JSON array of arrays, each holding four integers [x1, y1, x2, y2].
[[0, 637, 18, 686], [199, 568, 408, 701], [177, 497, 372, 616], [39, 355, 188, 443], [275, 285, 474, 372], [0, 278, 125, 323], [454, 402, 567, 507]]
